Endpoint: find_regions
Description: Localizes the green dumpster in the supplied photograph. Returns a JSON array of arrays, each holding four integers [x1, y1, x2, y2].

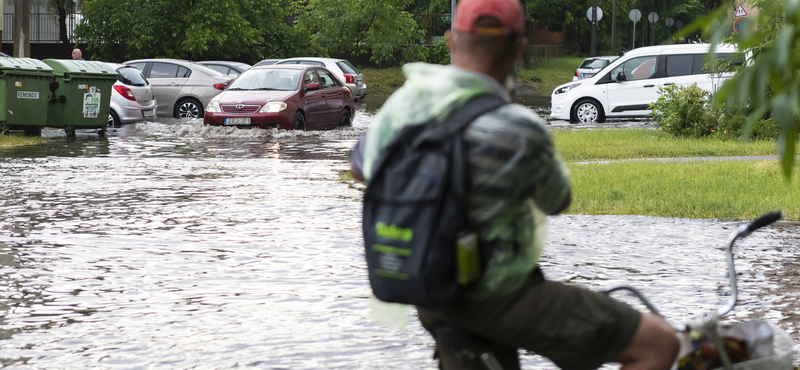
[[43, 59, 117, 137], [0, 58, 55, 136]]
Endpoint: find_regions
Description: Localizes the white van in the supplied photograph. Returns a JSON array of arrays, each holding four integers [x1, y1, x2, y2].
[[549, 44, 744, 123]]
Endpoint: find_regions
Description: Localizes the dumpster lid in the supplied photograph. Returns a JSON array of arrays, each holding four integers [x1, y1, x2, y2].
[[42, 59, 117, 77], [0, 58, 54, 72]]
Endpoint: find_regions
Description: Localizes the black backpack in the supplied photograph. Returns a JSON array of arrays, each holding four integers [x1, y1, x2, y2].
[[362, 94, 507, 308]]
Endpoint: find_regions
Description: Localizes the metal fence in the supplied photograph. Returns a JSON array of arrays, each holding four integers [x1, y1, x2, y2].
[[2, 13, 83, 43]]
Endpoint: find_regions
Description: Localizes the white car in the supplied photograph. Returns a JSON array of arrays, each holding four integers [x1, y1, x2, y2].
[[276, 57, 367, 101], [105, 63, 157, 126], [550, 44, 743, 123], [573, 56, 618, 80]]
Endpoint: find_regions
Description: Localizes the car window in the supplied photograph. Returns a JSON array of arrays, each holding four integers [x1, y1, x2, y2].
[[226, 68, 302, 91], [316, 69, 337, 88], [579, 59, 610, 69], [150, 62, 180, 78], [178, 66, 191, 78], [276, 60, 298, 65], [693, 52, 745, 74], [666, 54, 694, 77], [336, 60, 359, 74], [296, 60, 325, 67], [304, 70, 319, 85], [610, 56, 658, 81], [127, 62, 148, 73], [205, 64, 230, 75], [117, 67, 148, 86], [190, 64, 225, 77]]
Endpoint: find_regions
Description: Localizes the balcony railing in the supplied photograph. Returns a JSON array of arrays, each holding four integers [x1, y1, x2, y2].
[[3, 13, 83, 43]]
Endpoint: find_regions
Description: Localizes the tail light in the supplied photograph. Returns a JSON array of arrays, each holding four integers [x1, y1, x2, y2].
[[343, 73, 355, 84], [213, 83, 227, 90], [113, 85, 136, 101], [574, 70, 578, 77]]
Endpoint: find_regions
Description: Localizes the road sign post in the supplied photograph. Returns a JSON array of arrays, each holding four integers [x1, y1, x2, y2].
[[630, 9, 641, 49], [648, 12, 658, 45], [587, 4, 603, 56], [665, 17, 674, 39]]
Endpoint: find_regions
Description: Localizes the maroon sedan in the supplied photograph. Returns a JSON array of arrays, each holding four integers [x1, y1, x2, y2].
[[204, 65, 355, 130]]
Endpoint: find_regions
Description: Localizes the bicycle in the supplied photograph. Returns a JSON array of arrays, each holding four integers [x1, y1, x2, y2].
[[434, 211, 793, 370]]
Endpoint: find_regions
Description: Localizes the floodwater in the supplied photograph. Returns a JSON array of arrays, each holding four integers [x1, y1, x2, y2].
[[0, 96, 798, 369]]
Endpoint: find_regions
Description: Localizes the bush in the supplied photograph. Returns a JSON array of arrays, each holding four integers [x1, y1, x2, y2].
[[423, 38, 450, 65], [651, 84, 779, 140]]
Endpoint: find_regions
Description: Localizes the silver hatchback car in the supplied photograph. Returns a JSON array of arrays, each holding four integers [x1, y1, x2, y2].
[[124, 59, 233, 118], [106, 63, 157, 126], [276, 57, 367, 101]]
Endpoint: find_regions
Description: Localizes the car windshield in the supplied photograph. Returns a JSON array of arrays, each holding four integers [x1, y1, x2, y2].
[[117, 67, 148, 86], [191, 63, 226, 77], [226, 69, 302, 91], [336, 60, 359, 74], [579, 58, 613, 69]]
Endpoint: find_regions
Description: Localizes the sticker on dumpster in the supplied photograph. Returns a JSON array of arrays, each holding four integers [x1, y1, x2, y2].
[[14, 82, 21, 87], [17, 91, 39, 99], [82, 90, 100, 118], [78, 84, 88, 89]]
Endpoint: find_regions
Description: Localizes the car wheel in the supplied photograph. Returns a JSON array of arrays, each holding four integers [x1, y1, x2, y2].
[[293, 111, 307, 131], [108, 110, 121, 127], [338, 109, 351, 127], [175, 98, 203, 119], [571, 99, 605, 123]]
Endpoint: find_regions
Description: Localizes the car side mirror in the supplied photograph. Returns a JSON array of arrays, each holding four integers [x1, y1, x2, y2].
[[616, 72, 627, 82], [305, 83, 320, 91]]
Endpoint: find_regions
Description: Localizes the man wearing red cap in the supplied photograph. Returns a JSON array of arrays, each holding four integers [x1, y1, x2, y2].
[[351, 0, 678, 368]]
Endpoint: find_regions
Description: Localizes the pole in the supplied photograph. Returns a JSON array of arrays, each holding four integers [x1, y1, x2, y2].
[[591, 0, 597, 56], [451, 0, 456, 32], [632, 19, 636, 49], [611, 0, 616, 53]]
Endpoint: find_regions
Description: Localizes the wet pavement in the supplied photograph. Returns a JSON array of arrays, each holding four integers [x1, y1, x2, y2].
[[0, 96, 797, 369]]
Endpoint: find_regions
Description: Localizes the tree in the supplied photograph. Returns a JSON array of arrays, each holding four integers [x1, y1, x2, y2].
[[13, 0, 31, 57], [293, 0, 425, 63], [73, 0, 294, 62], [688, 0, 799, 177]]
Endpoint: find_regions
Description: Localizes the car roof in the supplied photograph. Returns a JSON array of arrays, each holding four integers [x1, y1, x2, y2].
[[279, 57, 343, 63], [620, 43, 738, 58], [251, 64, 309, 70], [198, 61, 251, 67], [584, 56, 617, 61]]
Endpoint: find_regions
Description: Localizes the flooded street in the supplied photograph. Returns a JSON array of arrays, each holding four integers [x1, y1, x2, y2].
[[0, 97, 798, 369]]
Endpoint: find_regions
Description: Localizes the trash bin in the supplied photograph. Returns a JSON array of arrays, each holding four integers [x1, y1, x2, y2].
[[43, 59, 117, 137], [0, 58, 55, 136]]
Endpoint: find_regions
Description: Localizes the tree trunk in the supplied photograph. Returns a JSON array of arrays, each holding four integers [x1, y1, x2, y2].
[[13, 0, 30, 57]]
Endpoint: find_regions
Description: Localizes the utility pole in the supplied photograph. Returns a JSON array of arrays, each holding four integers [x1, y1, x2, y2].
[[591, 0, 597, 56], [14, 0, 30, 57], [611, 0, 617, 53]]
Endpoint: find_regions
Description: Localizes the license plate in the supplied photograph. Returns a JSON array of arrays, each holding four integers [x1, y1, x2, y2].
[[142, 110, 154, 118], [225, 117, 251, 125]]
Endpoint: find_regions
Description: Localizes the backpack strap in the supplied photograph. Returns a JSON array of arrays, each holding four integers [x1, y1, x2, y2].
[[413, 94, 508, 146]]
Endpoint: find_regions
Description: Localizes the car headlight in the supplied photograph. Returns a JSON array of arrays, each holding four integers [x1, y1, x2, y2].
[[259, 101, 287, 113], [554, 83, 581, 95], [206, 99, 221, 113]]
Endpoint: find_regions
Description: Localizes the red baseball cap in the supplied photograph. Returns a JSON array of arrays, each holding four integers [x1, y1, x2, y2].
[[454, 0, 525, 36]]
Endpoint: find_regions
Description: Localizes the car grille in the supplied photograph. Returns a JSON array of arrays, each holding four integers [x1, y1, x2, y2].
[[221, 104, 261, 113]]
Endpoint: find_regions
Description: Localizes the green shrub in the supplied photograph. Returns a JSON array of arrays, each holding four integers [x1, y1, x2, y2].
[[650, 84, 711, 138], [423, 38, 450, 65]]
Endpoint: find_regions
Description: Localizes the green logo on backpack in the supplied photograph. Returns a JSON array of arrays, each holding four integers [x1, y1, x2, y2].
[[375, 222, 413, 242]]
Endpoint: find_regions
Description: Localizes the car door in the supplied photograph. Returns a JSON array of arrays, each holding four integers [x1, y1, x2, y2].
[[604, 55, 661, 117], [316, 68, 344, 128], [147, 62, 189, 116], [301, 69, 327, 129], [660, 54, 712, 92]]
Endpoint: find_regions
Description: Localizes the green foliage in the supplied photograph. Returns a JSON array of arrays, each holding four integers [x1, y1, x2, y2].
[[74, 0, 294, 62], [651, 84, 712, 138], [422, 37, 450, 65], [682, 0, 800, 177], [293, 0, 425, 64]]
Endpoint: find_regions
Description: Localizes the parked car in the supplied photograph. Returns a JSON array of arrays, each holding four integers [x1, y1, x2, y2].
[[573, 56, 617, 81], [123, 59, 233, 118], [550, 43, 743, 123], [204, 64, 355, 130], [275, 57, 367, 101], [197, 61, 251, 77], [253, 59, 282, 67], [105, 63, 157, 126]]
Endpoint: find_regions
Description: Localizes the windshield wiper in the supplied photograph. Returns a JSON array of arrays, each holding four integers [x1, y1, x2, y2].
[[253, 88, 277, 91]]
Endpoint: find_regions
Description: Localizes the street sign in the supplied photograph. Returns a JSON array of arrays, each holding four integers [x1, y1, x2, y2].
[[676, 21, 683, 29], [629, 9, 642, 22], [648, 12, 658, 23], [734, 17, 744, 33], [587, 6, 603, 22], [735, 5, 747, 17], [665, 17, 674, 27]]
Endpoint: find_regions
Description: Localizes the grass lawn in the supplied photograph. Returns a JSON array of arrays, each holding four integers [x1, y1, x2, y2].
[[551, 129, 794, 162], [568, 160, 800, 220], [0, 135, 47, 147], [360, 55, 583, 97]]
